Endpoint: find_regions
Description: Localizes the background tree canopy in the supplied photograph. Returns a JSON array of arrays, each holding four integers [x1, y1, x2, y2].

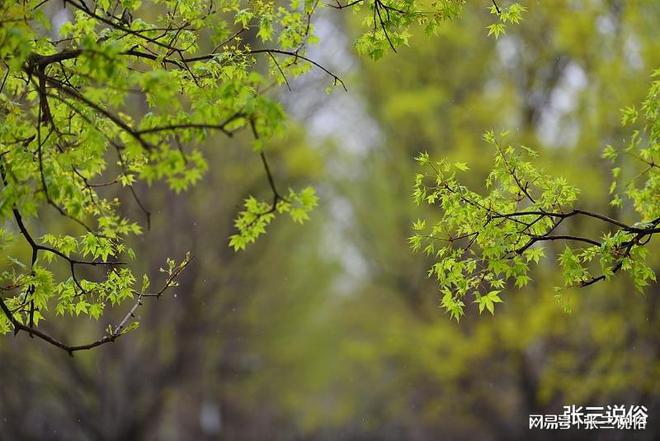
[[0, 0, 659, 440]]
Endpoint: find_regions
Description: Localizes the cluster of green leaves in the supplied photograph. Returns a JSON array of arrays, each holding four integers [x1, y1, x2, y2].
[[603, 69, 659, 221], [0, 0, 327, 344], [410, 84, 659, 319], [486, 2, 525, 39], [344, 0, 526, 58], [348, 0, 466, 59], [229, 186, 318, 250], [410, 137, 559, 320]]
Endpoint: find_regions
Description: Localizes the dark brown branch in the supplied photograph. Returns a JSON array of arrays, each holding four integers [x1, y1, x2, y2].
[[526, 234, 601, 247], [27, 49, 83, 68], [579, 233, 642, 287], [0, 255, 190, 355], [268, 51, 292, 91], [63, 0, 185, 53], [327, 0, 365, 9], [43, 76, 154, 151], [492, 209, 660, 235], [375, 1, 396, 53], [136, 115, 242, 137], [183, 49, 348, 91]]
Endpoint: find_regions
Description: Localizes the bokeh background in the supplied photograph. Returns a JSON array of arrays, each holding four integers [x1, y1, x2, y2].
[[1, 1, 659, 440]]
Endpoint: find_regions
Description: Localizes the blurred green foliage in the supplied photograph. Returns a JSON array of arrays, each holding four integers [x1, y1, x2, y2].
[[0, 1, 658, 440]]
